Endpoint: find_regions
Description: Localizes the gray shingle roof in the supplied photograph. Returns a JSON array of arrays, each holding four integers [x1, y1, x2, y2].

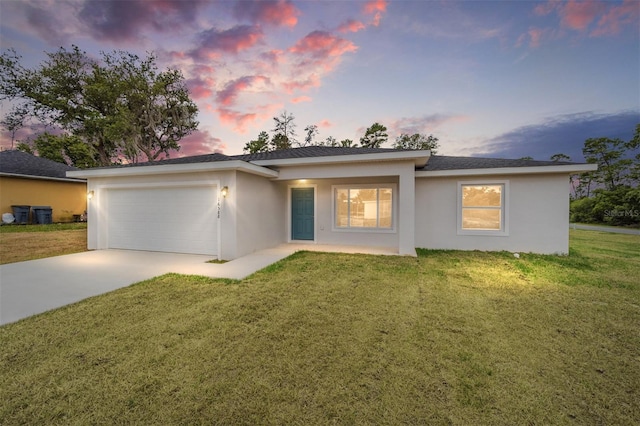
[[0, 150, 83, 180], [232, 146, 402, 161], [420, 155, 576, 171], [84, 152, 233, 170]]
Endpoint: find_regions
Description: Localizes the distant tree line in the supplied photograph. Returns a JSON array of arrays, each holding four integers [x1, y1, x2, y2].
[[243, 111, 440, 154], [565, 124, 640, 227]]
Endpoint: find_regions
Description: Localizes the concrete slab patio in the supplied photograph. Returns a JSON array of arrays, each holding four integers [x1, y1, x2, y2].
[[0, 244, 398, 325]]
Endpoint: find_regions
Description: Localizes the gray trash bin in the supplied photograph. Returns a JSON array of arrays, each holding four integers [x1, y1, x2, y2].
[[11, 205, 30, 224], [32, 206, 53, 224]]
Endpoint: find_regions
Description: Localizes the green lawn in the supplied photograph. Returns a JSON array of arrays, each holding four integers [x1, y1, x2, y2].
[[1, 230, 639, 424]]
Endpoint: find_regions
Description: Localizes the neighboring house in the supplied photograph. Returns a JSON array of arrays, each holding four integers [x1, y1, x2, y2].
[[0, 150, 87, 223], [67, 147, 596, 259]]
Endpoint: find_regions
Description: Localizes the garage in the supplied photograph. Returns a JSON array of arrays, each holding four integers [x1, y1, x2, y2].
[[107, 185, 218, 255]]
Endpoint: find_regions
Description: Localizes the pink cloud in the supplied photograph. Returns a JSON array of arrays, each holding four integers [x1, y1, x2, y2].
[[592, 0, 639, 36], [217, 108, 259, 133], [291, 96, 312, 104], [534, 0, 562, 16], [318, 120, 332, 128], [288, 31, 358, 73], [190, 25, 263, 59], [282, 74, 321, 94], [560, 0, 605, 31], [337, 19, 366, 33], [216, 76, 270, 106], [186, 76, 216, 99], [290, 31, 358, 58], [390, 114, 470, 136], [233, 0, 300, 28], [363, 0, 388, 26], [170, 129, 226, 157], [216, 103, 283, 134], [527, 27, 547, 48]]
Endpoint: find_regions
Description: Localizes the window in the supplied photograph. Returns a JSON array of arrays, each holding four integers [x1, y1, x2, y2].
[[334, 186, 394, 230], [458, 181, 508, 235]]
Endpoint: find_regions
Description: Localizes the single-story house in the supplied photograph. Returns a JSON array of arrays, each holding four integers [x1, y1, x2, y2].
[[0, 150, 87, 223], [67, 147, 596, 259]]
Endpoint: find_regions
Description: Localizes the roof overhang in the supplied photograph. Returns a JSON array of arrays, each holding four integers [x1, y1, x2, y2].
[[251, 150, 431, 168], [415, 163, 598, 178], [66, 160, 278, 179], [0, 172, 86, 183]]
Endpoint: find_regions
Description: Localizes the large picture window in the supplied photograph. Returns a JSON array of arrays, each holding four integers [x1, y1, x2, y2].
[[334, 186, 394, 230], [458, 181, 508, 235]]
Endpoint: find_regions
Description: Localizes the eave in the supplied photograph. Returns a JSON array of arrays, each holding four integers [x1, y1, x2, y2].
[[415, 163, 598, 178], [66, 160, 278, 179], [251, 150, 431, 168], [0, 172, 86, 183]]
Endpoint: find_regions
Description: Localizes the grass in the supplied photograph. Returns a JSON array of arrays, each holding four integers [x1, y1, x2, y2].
[[0, 223, 87, 264], [1, 229, 639, 424]]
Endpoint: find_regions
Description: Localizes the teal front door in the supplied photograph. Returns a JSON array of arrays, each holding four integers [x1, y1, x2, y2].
[[291, 187, 314, 240]]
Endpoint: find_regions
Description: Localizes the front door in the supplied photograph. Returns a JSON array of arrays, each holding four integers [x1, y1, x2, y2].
[[291, 187, 314, 240]]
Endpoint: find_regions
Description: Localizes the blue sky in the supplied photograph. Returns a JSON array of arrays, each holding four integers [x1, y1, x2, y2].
[[1, 0, 638, 161]]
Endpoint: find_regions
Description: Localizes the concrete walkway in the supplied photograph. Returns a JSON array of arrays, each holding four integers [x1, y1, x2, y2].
[[0, 243, 397, 326], [0, 246, 297, 326]]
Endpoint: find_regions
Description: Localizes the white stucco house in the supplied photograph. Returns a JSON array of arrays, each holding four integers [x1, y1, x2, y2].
[[67, 147, 597, 259]]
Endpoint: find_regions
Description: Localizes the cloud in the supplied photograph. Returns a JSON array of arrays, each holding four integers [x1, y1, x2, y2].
[[390, 114, 470, 137], [216, 76, 270, 106], [318, 120, 332, 128], [288, 31, 358, 73], [170, 129, 226, 157], [477, 111, 639, 161], [78, 0, 206, 42], [217, 108, 259, 133], [291, 96, 312, 104], [232, 0, 300, 28], [560, 0, 606, 31], [526, 0, 638, 46], [337, 19, 366, 34], [185, 76, 216, 100], [282, 74, 321, 94], [592, 0, 640, 36], [189, 25, 264, 59], [363, 0, 388, 27]]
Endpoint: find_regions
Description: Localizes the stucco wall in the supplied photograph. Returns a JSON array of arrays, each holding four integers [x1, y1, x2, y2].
[[285, 176, 401, 249], [277, 160, 417, 254], [0, 176, 86, 223], [235, 172, 286, 258], [415, 173, 570, 254]]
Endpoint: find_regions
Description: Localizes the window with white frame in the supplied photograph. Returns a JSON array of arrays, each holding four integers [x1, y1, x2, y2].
[[458, 182, 508, 235], [334, 185, 394, 230]]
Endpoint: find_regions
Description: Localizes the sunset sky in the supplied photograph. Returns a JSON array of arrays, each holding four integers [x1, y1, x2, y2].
[[1, 0, 638, 161]]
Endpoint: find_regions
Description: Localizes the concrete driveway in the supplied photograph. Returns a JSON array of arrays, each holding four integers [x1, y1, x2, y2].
[[0, 247, 296, 326]]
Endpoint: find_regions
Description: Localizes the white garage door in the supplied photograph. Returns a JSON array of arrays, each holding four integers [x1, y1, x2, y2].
[[107, 186, 218, 255]]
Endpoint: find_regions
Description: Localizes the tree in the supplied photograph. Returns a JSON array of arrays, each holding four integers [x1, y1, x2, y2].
[[18, 132, 97, 168], [106, 51, 198, 163], [0, 46, 198, 166], [271, 110, 297, 149], [0, 105, 28, 149], [303, 124, 318, 147], [393, 133, 439, 153], [359, 122, 387, 148], [339, 138, 356, 147], [243, 131, 270, 154], [271, 133, 291, 151], [550, 153, 571, 162], [582, 136, 635, 191]]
